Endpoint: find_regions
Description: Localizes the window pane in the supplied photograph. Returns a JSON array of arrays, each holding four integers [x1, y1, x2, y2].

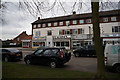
[[103, 18, 108, 22], [86, 19, 91, 23], [48, 23, 51, 27], [38, 24, 41, 27], [59, 22, 63, 26], [42, 24, 46, 27], [79, 20, 84, 24], [111, 17, 116, 21], [66, 21, 70, 26], [33, 25, 36, 28], [54, 22, 57, 26], [72, 20, 77, 24], [47, 30, 52, 35]]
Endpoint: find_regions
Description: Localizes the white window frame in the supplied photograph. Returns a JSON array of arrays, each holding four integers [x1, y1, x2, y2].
[[54, 22, 58, 26], [38, 24, 41, 27], [59, 21, 63, 26], [103, 17, 108, 22], [86, 19, 91, 23], [66, 21, 70, 26], [42, 24, 46, 27], [48, 23, 51, 27], [33, 24, 36, 28], [79, 20, 84, 24], [72, 20, 77, 24], [111, 17, 116, 21]]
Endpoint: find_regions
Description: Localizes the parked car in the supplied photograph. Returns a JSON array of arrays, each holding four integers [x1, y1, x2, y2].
[[0, 48, 23, 62], [73, 45, 96, 57], [24, 47, 71, 68], [104, 43, 120, 73]]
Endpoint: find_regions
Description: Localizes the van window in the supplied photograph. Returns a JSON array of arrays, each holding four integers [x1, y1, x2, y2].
[[112, 45, 120, 54]]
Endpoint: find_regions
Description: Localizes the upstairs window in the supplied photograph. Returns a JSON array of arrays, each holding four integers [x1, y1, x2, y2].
[[54, 22, 58, 26], [111, 17, 116, 21], [112, 26, 120, 33], [72, 20, 77, 24], [66, 21, 70, 26], [103, 17, 108, 22], [38, 24, 41, 27], [47, 30, 52, 35], [72, 29, 78, 34], [86, 19, 91, 23], [33, 24, 36, 28], [59, 21, 63, 26], [42, 24, 46, 27], [48, 23, 51, 27], [59, 30, 63, 35], [79, 20, 84, 24]]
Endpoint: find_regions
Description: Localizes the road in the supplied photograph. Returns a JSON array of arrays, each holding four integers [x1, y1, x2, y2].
[[16, 49, 97, 73]]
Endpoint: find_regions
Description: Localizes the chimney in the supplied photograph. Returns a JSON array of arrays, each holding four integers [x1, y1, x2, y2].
[[38, 17, 40, 20], [73, 11, 76, 15]]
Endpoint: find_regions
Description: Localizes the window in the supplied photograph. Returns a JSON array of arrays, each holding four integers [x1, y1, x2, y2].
[[43, 50, 51, 55], [112, 26, 120, 33], [17, 38, 19, 41], [54, 22, 58, 26], [86, 19, 91, 23], [66, 21, 70, 26], [59, 21, 63, 26], [103, 17, 108, 22], [111, 17, 116, 21], [72, 20, 77, 24], [35, 31, 41, 37], [64, 30, 70, 35], [34, 49, 43, 55], [79, 20, 84, 24], [59, 30, 63, 35], [48, 23, 51, 27], [33, 24, 36, 28], [78, 28, 84, 34], [38, 24, 41, 27], [47, 30, 52, 35], [42, 24, 46, 27], [72, 29, 78, 34]]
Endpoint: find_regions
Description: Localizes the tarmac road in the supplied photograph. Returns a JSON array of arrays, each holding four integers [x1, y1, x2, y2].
[[16, 49, 97, 73]]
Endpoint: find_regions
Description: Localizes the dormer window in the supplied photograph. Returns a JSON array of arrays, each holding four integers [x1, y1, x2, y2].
[[59, 22, 63, 26], [38, 24, 41, 27], [72, 20, 77, 24], [33, 24, 36, 28], [66, 21, 70, 26], [48, 23, 51, 27], [54, 22, 58, 26]]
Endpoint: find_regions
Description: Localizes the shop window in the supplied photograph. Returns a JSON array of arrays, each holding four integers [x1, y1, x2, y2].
[[103, 17, 108, 22], [111, 17, 116, 21], [65, 42, 69, 47], [72, 29, 78, 34], [38, 24, 41, 27], [112, 26, 120, 33], [47, 30, 52, 35], [54, 22, 58, 26], [48, 23, 51, 27], [59, 21, 63, 26], [79, 20, 84, 24], [86, 19, 91, 23], [59, 30, 63, 35], [72, 20, 77, 24]]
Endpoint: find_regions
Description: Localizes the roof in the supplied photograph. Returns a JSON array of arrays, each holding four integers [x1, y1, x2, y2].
[[32, 9, 120, 24], [22, 35, 32, 40]]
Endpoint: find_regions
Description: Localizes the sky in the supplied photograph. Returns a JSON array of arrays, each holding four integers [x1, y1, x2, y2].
[[0, 0, 120, 40]]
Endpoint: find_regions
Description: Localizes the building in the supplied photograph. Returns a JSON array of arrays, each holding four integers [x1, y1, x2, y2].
[[22, 35, 32, 48], [31, 9, 120, 49], [12, 31, 29, 46]]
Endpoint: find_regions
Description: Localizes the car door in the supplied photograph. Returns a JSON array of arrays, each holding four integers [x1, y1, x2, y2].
[[41, 49, 52, 65], [31, 49, 44, 64]]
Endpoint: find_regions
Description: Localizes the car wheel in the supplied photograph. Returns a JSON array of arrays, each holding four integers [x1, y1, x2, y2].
[[25, 59, 31, 64], [114, 65, 120, 73], [74, 53, 79, 57], [50, 61, 56, 68], [4, 56, 9, 62]]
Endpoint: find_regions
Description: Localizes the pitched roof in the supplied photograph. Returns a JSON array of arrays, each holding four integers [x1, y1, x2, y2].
[[22, 35, 32, 40], [32, 9, 120, 24]]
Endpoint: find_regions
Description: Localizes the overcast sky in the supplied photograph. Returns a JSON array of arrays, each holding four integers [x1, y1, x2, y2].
[[0, 0, 119, 40]]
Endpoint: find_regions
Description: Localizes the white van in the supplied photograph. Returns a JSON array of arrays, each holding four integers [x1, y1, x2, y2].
[[104, 43, 120, 73]]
